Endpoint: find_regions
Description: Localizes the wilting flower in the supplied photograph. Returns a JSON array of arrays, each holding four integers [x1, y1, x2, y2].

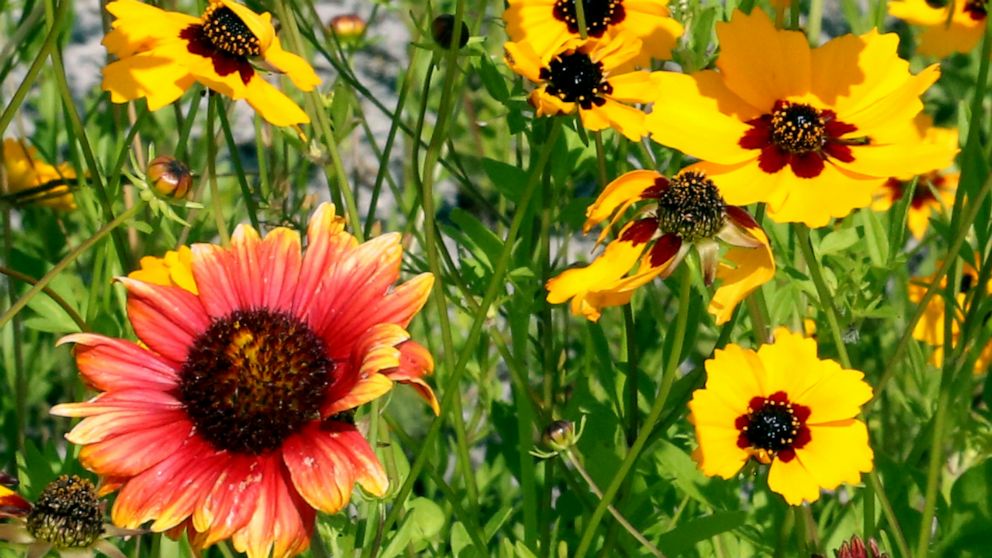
[[503, 0, 683, 66], [689, 328, 874, 505], [1, 138, 77, 211], [872, 118, 959, 240], [546, 169, 774, 323], [647, 8, 956, 227], [52, 204, 438, 558], [888, 0, 986, 57], [0, 475, 142, 558], [505, 34, 662, 141], [102, 0, 321, 126], [910, 261, 992, 375]]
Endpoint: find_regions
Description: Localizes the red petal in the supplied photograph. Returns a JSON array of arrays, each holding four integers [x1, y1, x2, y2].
[[60, 333, 179, 392], [120, 278, 209, 364], [619, 218, 659, 245], [649, 233, 682, 268], [757, 145, 788, 174], [789, 152, 825, 178]]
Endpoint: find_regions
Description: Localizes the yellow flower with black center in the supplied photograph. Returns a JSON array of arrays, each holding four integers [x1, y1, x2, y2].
[[689, 328, 875, 505], [505, 33, 659, 141], [889, 0, 987, 57], [504, 0, 683, 66], [1, 138, 77, 211], [102, 0, 321, 127], [546, 169, 774, 323], [646, 8, 957, 227]]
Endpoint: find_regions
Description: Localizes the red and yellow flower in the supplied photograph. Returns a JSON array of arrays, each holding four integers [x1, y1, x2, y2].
[[647, 8, 956, 227], [888, 0, 987, 57], [2, 138, 77, 211], [689, 328, 874, 505], [102, 0, 320, 126], [546, 169, 774, 323], [503, 0, 683, 66], [505, 33, 662, 141], [52, 204, 438, 558]]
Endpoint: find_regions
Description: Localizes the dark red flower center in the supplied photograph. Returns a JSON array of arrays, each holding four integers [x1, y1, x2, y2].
[[179, 4, 260, 86], [740, 100, 863, 179], [966, 0, 988, 19], [735, 391, 811, 462], [883, 171, 947, 210], [179, 309, 332, 455], [552, 0, 626, 38], [539, 51, 612, 109]]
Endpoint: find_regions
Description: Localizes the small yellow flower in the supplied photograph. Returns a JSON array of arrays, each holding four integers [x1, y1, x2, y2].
[[505, 33, 661, 141], [546, 169, 774, 323], [888, 0, 987, 57], [128, 245, 198, 294], [102, 0, 321, 126], [689, 328, 874, 505], [2, 138, 77, 211]]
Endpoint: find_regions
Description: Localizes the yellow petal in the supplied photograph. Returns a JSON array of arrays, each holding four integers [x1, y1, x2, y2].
[[218, 0, 274, 50], [243, 76, 311, 126], [709, 225, 775, 325], [584, 169, 660, 237], [262, 36, 321, 91], [700, 344, 766, 415], [795, 421, 873, 491], [767, 453, 822, 504], [546, 239, 646, 321], [102, 45, 196, 110], [504, 40, 545, 83]]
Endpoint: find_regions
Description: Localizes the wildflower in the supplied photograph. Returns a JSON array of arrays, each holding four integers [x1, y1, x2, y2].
[[128, 245, 198, 294], [52, 204, 438, 558], [546, 169, 774, 323], [833, 534, 889, 558], [689, 328, 874, 505], [505, 34, 661, 141], [102, 0, 321, 126], [872, 118, 959, 241], [503, 0, 683, 66], [1, 138, 77, 211], [647, 8, 956, 227], [0, 475, 142, 558], [888, 0, 986, 57], [146, 156, 193, 199], [910, 261, 992, 375], [329, 14, 366, 41]]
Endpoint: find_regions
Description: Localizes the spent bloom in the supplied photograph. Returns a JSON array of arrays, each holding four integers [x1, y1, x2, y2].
[[888, 0, 987, 57], [1, 138, 77, 211], [52, 204, 438, 558], [689, 328, 874, 505], [647, 8, 957, 227], [102, 0, 320, 126], [547, 169, 774, 323]]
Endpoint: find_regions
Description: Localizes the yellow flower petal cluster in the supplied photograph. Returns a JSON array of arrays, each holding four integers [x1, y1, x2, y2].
[[889, 0, 987, 57], [2, 139, 77, 211]]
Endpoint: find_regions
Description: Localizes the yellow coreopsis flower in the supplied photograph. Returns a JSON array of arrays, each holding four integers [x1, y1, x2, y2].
[[505, 33, 661, 141], [1, 138, 77, 211], [647, 8, 957, 227], [102, 0, 321, 126], [546, 169, 774, 323], [689, 328, 875, 505], [888, 0, 987, 57], [503, 0, 683, 66]]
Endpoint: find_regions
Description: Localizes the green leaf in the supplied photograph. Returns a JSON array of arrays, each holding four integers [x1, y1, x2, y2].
[[483, 157, 526, 200], [477, 54, 510, 103], [654, 511, 748, 555]]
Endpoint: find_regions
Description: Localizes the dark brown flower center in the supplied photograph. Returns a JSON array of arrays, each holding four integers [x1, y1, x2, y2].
[[201, 4, 261, 57], [26, 476, 103, 549], [656, 171, 726, 242], [883, 172, 946, 209], [966, 0, 988, 19], [735, 391, 811, 462], [552, 0, 626, 38], [539, 51, 612, 109], [770, 103, 826, 155], [179, 309, 331, 455]]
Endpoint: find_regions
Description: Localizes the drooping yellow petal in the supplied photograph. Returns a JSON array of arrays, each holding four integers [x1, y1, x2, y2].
[[545, 239, 647, 321], [262, 36, 321, 92], [243, 76, 311, 126], [708, 226, 775, 325], [584, 169, 659, 237]]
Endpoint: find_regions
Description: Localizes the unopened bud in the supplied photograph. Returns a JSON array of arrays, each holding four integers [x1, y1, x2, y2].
[[147, 155, 192, 199], [542, 420, 576, 452], [834, 535, 889, 558], [431, 14, 469, 50], [329, 14, 366, 41]]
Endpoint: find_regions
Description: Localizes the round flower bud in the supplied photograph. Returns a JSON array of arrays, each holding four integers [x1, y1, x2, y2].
[[26, 476, 103, 549], [431, 14, 469, 50], [542, 420, 577, 452], [329, 14, 366, 41], [147, 155, 192, 199]]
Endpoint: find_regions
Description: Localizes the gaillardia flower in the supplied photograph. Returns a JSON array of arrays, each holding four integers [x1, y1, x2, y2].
[[647, 8, 956, 227], [689, 328, 874, 505], [505, 34, 661, 141], [102, 0, 321, 126], [52, 204, 438, 558], [910, 262, 992, 375], [888, 0, 986, 57], [1, 138, 77, 211], [546, 169, 774, 323], [0, 475, 142, 558], [503, 0, 683, 66]]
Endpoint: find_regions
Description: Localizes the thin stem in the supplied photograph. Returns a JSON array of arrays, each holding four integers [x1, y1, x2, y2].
[[205, 94, 230, 246], [574, 266, 694, 558], [622, 305, 639, 446], [0, 266, 89, 331], [794, 224, 851, 368], [916, 390, 948, 558], [869, 471, 911, 558], [216, 101, 260, 230]]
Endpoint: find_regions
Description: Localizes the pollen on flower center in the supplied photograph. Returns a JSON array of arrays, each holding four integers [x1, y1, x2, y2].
[[735, 391, 811, 462], [179, 309, 331, 455], [26, 476, 103, 549], [656, 171, 726, 242], [552, 0, 627, 37], [770, 102, 826, 155], [540, 51, 613, 109], [201, 4, 261, 57]]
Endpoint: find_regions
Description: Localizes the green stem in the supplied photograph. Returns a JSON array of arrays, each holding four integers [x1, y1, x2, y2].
[[216, 101, 260, 230], [869, 471, 911, 558], [205, 94, 230, 246], [574, 266, 694, 558], [622, 305, 639, 446], [916, 390, 948, 558], [0, 204, 142, 329], [574, 0, 589, 39], [794, 224, 850, 367], [0, 266, 89, 331]]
